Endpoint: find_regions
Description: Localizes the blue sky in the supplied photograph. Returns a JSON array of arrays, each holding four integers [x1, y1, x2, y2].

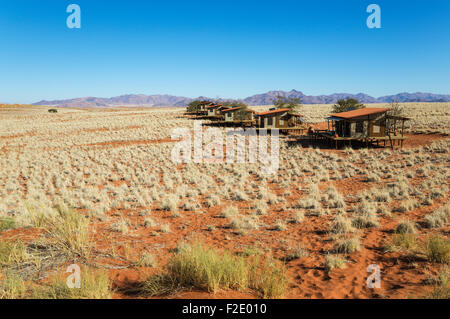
[[0, 0, 449, 104]]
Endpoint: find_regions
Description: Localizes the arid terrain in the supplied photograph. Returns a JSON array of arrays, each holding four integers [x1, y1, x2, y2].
[[0, 103, 449, 299]]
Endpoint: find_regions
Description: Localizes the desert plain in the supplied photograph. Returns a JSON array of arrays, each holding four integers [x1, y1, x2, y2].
[[0, 102, 449, 299]]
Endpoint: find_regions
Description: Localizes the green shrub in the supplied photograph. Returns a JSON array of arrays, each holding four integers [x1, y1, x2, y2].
[[272, 96, 302, 112], [186, 100, 204, 113], [425, 235, 450, 264]]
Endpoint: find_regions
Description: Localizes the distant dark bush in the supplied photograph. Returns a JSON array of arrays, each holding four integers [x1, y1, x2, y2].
[[48, 109, 58, 113], [332, 98, 365, 113], [221, 100, 247, 108], [272, 96, 302, 112]]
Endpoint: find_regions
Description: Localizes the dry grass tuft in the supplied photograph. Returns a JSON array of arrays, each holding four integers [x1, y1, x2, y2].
[[136, 242, 288, 298], [324, 255, 346, 273], [424, 205, 449, 229], [291, 211, 304, 224], [283, 245, 309, 261], [395, 220, 417, 234], [330, 216, 355, 234], [335, 237, 362, 254], [352, 204, 379, 229], [249, 257, 289, 299], [219, 206, 239, 218], [28, 204, 91, 259], [0, 241, 30, 268], [425, 266, 450, 299], [135, 252, 157, 267], [32, 267, 112, 299], [0, 273, 27, 299], [386, 233, 417, 253], [0, 217, 16, 231]]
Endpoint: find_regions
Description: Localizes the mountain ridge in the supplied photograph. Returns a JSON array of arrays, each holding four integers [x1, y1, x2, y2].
[[33, 90, 450, 107]]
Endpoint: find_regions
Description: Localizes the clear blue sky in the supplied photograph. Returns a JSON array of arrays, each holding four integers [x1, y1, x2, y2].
[[1, 0, 449, 104]]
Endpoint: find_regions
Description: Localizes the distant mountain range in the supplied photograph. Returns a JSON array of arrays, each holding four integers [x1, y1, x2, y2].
[[33, 90, 450, 107]]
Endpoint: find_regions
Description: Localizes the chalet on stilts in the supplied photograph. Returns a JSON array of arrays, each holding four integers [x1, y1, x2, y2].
[[197, 101, 214, 114], [313, 108, 410, 149], [255, 108, 307, 134], [221, 106, 256, 126], [205, 104, 226, 119]]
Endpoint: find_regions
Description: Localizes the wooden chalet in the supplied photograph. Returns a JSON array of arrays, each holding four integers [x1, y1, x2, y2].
[[204, 106, 256, 127], [223, 107, 255, 122], [206, 104, 225, 118], [255, 108, 306, 133], [197, 101, 214, 114], [314, 108, 410, 149]]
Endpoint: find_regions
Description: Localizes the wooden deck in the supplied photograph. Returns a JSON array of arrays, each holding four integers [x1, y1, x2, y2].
[[183, 111, 208, 115], [312, 131, 407, 149], [254, 126, 307, 135], [205, 120, 255, 126]]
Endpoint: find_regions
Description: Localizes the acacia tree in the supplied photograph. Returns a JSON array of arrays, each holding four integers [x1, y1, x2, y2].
[[187, 100, 205, 112], [272, 96, 302, 112], [386, 100, 404, 129], [387, 100, 404, 116], [332, 98, 365, 113]]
